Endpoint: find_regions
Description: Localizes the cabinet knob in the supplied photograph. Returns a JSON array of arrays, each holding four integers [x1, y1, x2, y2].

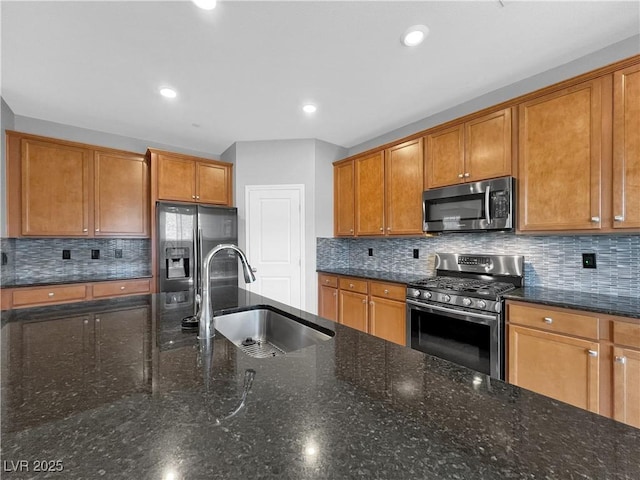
[[386, 227, 391, 231], [587, 349, 598, 357], [615, 356, 626, 364], [350, 229, 354, 233], [95, 228, 100, 232], [614, 215, 625, 222], [333, 292, 337, 297], [349, 283, 354, 288], [590, 216, 600, 223], [325, 279, 330, 283], [95, 318, 100, 322], [464, 172, 470, 177], [120, 286, 126, 290], [369, 301, 374, 305], [84, 319, 89, 324], [543, 317, 553, 324], [379, 227, 383, 231], [192, 195, 196, 199], [48, 292, 55, 297], [362, 299, 367, 304], [196, 195, 200, 199], [83, 228, 88, 232], [458, 173, 464, 178], [384, 289, 389, 294]]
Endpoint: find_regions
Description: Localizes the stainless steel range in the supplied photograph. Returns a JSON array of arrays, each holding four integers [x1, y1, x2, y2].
[[406, 253, 524, 380]]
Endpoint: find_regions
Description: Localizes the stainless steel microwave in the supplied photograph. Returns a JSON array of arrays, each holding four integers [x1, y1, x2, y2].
[[423, 176, 515, 233]]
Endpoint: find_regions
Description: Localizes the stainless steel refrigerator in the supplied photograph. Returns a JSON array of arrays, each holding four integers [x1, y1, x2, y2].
[[157, 202, 238, 293]]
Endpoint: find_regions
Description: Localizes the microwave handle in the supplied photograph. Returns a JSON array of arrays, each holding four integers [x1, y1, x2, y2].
[[485, 185, 491, 224]]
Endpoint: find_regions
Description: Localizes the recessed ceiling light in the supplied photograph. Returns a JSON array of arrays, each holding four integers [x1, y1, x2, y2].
[[192, 0, 217, 10], [160, 87, 177, 98], [402, 25, 429, 47], [302, 104, 317, 114]]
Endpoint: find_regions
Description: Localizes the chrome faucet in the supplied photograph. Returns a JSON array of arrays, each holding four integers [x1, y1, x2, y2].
[[197, 244, 256, 339]]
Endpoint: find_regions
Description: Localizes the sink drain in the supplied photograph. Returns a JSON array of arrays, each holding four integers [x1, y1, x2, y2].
[[238, 339, 286, 358]]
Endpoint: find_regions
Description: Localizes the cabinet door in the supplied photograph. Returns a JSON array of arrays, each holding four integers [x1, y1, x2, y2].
[[613, 346, 640, 428], [334, 160, 355, 236], [425, 124, 464, 189], [369, 296, 406, 345], [613, 64, 640, 229], [509, 325, 600, 413], [157, 154, 196, 202], [385, 139, 424, 235], [196, 162, 231, 205], [94, 151, 149, 236], [21, 138, 91, 236], [339, 290, 368, 333], [355, 151, 385, 236], [518, 79, 604, 231], [465, 108, 512, 182], [318, 285, 338, 322]]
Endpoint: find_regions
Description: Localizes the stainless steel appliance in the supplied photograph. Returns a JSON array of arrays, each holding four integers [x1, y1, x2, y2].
[[423, 176, 515, 233], [406, 253, 524, 380], [157, 202, 238, 293]]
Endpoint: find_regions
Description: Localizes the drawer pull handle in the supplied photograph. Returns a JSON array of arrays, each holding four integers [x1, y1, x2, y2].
[[543, 317, 553, 324], [464, 172, 470, 178], [120, 286, 126, 290], [458, 173, 464, 178], [95, 318, 100, 322], [590, 216, 600, 223], [587, 350, 598, 357], [362, 299, 367, 304], [614, 215, 624, 222], [615, 356, 626, 364], [349, 283, 354, 288], [384, 289, 389, 294], [48, 292, 55, 297]]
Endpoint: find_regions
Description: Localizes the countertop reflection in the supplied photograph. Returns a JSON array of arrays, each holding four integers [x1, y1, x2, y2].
[[1, 288, 638, 479]]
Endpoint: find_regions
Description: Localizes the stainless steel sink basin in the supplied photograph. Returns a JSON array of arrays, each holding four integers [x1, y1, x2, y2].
[[214, 306, 334, 358]]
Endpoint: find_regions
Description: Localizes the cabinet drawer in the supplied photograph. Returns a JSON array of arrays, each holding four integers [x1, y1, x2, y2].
[[508, 303, 599, 340], [92, 279, 151, 299], [13, 284, 87, 307], [613, 321, 640, 349], [318, 274, 338, 288], [369, 281, 406, 301], [339, 277, 368, 294]]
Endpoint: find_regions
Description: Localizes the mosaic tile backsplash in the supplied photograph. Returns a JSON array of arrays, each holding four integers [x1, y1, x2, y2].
[[317, 234, 640, 298], [0, 238, 151, 286]]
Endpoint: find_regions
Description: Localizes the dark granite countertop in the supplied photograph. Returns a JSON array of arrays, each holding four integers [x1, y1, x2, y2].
[[1, 288, 639, 479], [1, 274, 153, 289], [317, 267, 428, 285], [505, 287, 640, 320]]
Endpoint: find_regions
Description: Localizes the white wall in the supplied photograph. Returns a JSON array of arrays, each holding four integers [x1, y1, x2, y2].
[[1, 98, 16, 237], [349, 34, 640, 156], [228, 138, 346, 312]]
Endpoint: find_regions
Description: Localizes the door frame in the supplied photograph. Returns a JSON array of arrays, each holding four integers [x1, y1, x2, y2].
[[244, 184, 306, 309]]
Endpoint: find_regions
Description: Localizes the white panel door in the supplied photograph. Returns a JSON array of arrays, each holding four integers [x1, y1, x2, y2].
[[246, 185, 304, 309]]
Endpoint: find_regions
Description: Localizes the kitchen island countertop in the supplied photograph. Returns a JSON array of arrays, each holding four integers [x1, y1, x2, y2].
[[1, 288, 639, 479]]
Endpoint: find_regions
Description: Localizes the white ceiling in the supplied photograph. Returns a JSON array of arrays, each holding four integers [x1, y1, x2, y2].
[[2, 1, 639, 155]]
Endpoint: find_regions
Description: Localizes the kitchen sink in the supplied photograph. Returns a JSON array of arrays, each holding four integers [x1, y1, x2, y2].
[[214, 306, 334, 358]]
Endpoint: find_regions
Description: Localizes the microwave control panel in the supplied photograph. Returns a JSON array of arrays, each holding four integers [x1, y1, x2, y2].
[[491, 191, 510, 219]]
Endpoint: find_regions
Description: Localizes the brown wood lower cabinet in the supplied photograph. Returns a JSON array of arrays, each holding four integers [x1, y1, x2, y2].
[[507, 300, 640, 429], [319, 274, 406, 345]]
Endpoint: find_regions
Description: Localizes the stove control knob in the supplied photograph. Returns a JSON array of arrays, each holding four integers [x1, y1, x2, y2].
[[410, 289, 421, 298], [443, 294, 451, 303], [477, 300, 487, 309], [462, 297, 472, 306], [423, 291, 432, 300]]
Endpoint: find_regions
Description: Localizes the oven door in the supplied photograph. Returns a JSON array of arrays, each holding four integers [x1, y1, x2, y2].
[[406, 299, 503, 379]]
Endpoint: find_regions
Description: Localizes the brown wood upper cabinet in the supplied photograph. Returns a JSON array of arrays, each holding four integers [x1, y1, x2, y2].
[[334, 139, 423, 237], [612, 63, 640, 230], [425, 108, 513, 189], [6, 132, 149, 237], [152, 149, 233, 205], [518, 78, 606, 232]]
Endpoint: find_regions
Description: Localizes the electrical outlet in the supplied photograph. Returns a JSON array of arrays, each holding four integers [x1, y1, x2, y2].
[[91, 249, 100, 260], [62, 249, 71, 260], [1, 252, 7, 266], [582, 253, 596, 269], [115, 249, 123, 259], [368, 248, 373, 256], [413, 249, 419, 259]]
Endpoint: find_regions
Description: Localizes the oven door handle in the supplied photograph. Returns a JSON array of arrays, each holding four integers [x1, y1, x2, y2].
[[407, 299, 498, 324]]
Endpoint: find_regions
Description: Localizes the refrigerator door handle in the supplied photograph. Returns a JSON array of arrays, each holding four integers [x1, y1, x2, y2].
[[196, 225, 203, 296]]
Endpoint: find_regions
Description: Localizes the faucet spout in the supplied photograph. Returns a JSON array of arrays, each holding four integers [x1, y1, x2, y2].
[[197, 244, 256, 339]]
